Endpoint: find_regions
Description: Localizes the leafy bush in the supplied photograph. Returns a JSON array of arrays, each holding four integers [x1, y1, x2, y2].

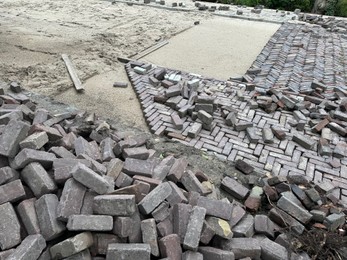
[[335, 0, 347, 17], [325, 0, 338, 16]]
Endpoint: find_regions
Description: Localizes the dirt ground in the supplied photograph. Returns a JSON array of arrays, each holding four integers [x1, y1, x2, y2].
[[0, 0, 279, 129]]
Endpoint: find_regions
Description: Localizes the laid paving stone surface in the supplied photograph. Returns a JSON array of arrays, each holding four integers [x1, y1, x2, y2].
[[125, 59, 347, 203], [0, 83, 346, 259]]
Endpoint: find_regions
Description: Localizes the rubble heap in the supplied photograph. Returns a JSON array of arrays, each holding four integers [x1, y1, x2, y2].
[[298, 13, 347, 34], [0, 81, 346, 259]]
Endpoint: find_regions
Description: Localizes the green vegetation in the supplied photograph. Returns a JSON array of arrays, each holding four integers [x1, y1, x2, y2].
[[335, 0, 347, 17]]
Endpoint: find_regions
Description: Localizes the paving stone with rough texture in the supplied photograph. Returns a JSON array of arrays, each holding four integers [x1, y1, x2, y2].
[[6, 234, 46, 260], [0, 202, 21, 250], [93, 194, 136, 216]]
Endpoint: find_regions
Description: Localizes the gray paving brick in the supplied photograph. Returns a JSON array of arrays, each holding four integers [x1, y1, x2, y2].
[[0, 179, 25, 204], [0, 202, 21, 250], [93, 194, 136, 216], [67, 215, 113, 231], [139, 182, 172, 215], [6, 234, 46, 260], [183, 206, 206, 251], [35, 194, 66, 241], [17, 198, 41, 235]]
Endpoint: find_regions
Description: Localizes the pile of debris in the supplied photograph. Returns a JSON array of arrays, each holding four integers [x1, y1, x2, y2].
[[0, 83, 346, 259], [298, 14, 347, 34]]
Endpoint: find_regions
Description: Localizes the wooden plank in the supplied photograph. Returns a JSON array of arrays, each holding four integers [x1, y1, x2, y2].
[[130, 40, 169, 60], [61, 54, 85, 91]]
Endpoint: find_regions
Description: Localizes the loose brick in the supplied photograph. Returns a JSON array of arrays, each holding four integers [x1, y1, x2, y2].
[[198, 247, 235, 260], [21, 162, 57, 197], [167, 158, 188, 183], [221, 176, 249, 200], [262, 127, 274, 143], [235, 122, 253, 131], [113, 216, 133, 238], [183, 206, 206, 251], [93, 194, 136, 216], [167, 181, 188, 205], [220, 237, 261, 259], [173, 203, 192, 243], [233, 214, 254, 237], [35, 194, 66, 241], [53, 158, 91, 184], [205, 216, 232, 240], [0, 202, 21, 250], [138, 182, 173, 215], [6, 234, 46, 260], [235, 159, 254, 175], [188, 122, 202, 138], [182, 251, 203, 260], [0, 119, 30, 157], [159, 234, 182, 259], [292, 133, 316, 151], [0, 179, 26, 204], [100, 137, 115, 161], [123, 158, 155, 177], [106, 243, 151, 260], [50, 232, 93, 259], [141, 219, 160, 256], [71, 163, 112, 195], [11, 148, 56, 170], [325, 213, 345, 231], [17, 198, 41, 235], [181, 170, 207, 195], [328, 122, 346, 136], [260, 237, 289, 260], [123, 147, 150, 160], [106, 158, 124, 180], [246, 127, 260, 143], [197, 196, 232, 220], [91, 233, 125, 255], [67, 215, 113, 231], [198, 110, 213, 125], [0, 166, 19, 185], [49, 146, 75, 159], [254, 215, 275, 238], [277, 196, 313, 224]]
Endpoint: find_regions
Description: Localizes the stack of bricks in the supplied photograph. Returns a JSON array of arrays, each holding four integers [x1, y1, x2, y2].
[[0, 83, 346, 259], [298, 13, 347, 34], [125, 60, 347, 203]]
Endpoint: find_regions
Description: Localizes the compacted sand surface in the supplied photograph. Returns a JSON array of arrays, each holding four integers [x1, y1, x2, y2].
[[0, 0, 278, 127]]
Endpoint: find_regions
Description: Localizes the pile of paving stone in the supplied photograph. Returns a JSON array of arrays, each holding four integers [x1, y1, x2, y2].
[[249, 80, 347, 149], [298, 13, 347, 34], [0, 83, 346, 259]]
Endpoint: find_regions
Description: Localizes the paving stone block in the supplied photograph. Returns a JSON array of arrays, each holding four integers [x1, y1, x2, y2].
[[229, 202, 246, 227], [221, 176, 249, 200], [67, 214, 113, 231], [171, 113, 184, 130], [220, 237, 261, 260], [64, 249, 91, 260], [167, 181, 188, 205], [246, 127, 260, 143], [182, 251, 203, 260], [53, 158, 91, 184], [35, 194, 66, 241], [271, 127, 286, 140], [17, 198, 41, 235], [315, 181, 335, 194], [0, 166, 19, 185], [71, 163, 112, 194], [262, 127, 274, 143], [0, 179, 26, 204], [93, 194, 136, 216], [6, 234, 46, 260], [167, 157, 188, 182], [100, 137, 115, 161], [333, 141, 347, 158], [235, 159, 254, 175], [197, 196, 232, 220], [318, 138, 332, 156], [123, 158, 155, 177], [50, 232, 93, 259], [11, 148, 56, 170], [183, 206, 206, 251], [49, 146, 75, 159], [141, 218, 160, 256], [234, 122, 253, 131], [305, 188, 321, 202], [205, 216, 232, 240], [157, 217, 174, 237], [29, 124, 62, 142], [113, 216, 133, 238], [123, 147, 150, 160], [244, 186, 263, 212], [292, 132, 316, 150], [260, 237, 289, 260], [328, 122, 346, 136], [198, 247, 234, 260], [106, 243, 151, 260], [159, 234, 182, 259], [233, 214, 254, 237], [188, 122, 202, 138], [138, 182, 172, 215], [172, 203, 192, 243], [254, 215, 276, 238], [325, 213, 345, 231], [106, 158, 124, 180], [0, 249, 16, 260], [0, 202, 21, 250], [19, 131, 49, 150], [200, 220, 215, 244], [310, 209, 326, 222], [91, 233, 124, 255], [277, 196, 313, 224], [225, 112, 237, 127], [181, 170, 207, 195], [197, 110, 213, 125], [21, 162, 57, 197], [0, 119, 30, 157]]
